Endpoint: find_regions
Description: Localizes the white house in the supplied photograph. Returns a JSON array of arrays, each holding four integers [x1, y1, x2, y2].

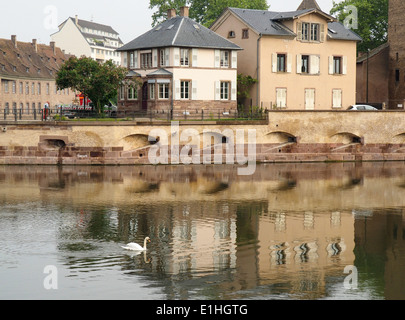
[[51, 16, 123, 66], [116, 7, 241, 115]]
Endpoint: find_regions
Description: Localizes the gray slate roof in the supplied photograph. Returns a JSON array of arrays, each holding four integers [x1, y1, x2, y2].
[[72, 18, 119, 36], [118, 16, 241, 51], [227, 7, 362, 41]]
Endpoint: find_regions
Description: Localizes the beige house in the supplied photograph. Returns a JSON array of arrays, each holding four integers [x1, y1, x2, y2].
[[51, 16, 123, 66], [117, 7, 241, 116], [211, 0, 362, 110]]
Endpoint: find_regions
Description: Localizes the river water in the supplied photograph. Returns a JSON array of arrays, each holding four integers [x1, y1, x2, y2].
[[0, 162, 404, 300]]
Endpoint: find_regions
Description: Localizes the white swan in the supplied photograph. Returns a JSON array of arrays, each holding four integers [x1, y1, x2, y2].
[[122, 237, 151, 251]]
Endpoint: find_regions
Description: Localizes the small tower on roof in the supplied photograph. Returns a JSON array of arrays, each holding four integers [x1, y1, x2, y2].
[[297, 0, 321, 10]]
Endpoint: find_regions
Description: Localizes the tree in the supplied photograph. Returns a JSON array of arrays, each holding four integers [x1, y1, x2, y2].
[[330, 0, 388, 53], [149, 0, 269, 27], [56, 56, 130, 114]]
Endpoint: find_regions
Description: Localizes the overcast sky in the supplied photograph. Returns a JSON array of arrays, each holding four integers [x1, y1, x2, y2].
[[0, 0, 340, 45]]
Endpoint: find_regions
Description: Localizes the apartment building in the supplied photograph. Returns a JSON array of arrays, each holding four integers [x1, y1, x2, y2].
[[0, 35, 75, 115], [51, 15, 123, 66], [116, 7, 241, 114], [211, 0, 362, 110]]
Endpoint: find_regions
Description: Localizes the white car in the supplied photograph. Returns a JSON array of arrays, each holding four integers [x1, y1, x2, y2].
[[348, 105, 378, 111]]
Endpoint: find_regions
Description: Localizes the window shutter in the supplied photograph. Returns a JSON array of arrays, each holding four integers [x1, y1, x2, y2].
[[342, 56, 347, 75], [192, 49, 198, 67], [329, 56, 334, 74], [287, 54, 292, 73], [320, 24, 325, 42], [231, 81, 237, 101], [272, 53, 277, 73], [134, 51, 138, 68], [332, 89, 342, 108], [192, 80, 198, 100], [174, 48, 180, 66], [215, 81, 220, 100], [175, 80, 180, 100], [296, 54, 302, 74], [297, 22, 302, 41], [231, 51, 238, 69], [152, 49, 158, 68], [310, 55, 320, 74], [214, 50, 220, 68], [165, 48, 170, 66]]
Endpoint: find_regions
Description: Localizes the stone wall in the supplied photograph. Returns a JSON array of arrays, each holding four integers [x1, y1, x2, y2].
[[1, 111, 405, 165]]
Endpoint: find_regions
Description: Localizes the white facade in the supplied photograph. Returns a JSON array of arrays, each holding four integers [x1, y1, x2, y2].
[[51, 16, 122, 66]]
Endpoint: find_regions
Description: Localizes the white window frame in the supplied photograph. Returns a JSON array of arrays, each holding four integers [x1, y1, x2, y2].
[[220, 51, 229, 67], [220, 81, 230, 100], [180, 80, 191, 100], [180, 49, 189, 66], [158, 83, 169, 99]]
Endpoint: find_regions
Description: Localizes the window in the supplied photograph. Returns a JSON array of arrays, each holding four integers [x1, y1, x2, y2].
[[128, 87, 137, 100], [277, 54, 286, 72], [180, 81, 191, 99], [32, 83, 35, 95], [37, 83, 41, 95], [26, 83, 29, 95], [301, 55, 309, 73], [220, 51, 229, 67], [119, 86, 125, 100], [333, 57, 342, 74], [242, 29, 249, 39], [141, 52, 152, 68], [311, 23, 320, 41], [180, 49, 189, 66], [228, 31, 235, 38], [12, 81, 16, 94], [149, 84, 155, 100], [302, 23, 309, 41], [19, 82, 23, 94], [160, 49, 165, 66], [220, 82, 229, 100], [396, 69, 400, 84], [4, 81, 9, 93], [46, 83, 50, 95], [159, 83, 169, 99]]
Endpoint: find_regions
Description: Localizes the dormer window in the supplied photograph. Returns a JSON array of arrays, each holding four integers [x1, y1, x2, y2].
[[298, 22, 323, 42]]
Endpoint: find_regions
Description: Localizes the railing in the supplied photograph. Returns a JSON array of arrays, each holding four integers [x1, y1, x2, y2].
[[0, 108, 269, 122]]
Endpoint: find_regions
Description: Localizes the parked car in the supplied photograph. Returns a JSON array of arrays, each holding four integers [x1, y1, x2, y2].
[[347, 105, 378, 111]]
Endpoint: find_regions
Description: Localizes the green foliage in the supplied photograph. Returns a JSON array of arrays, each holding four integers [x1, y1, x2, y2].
[[149, 0, 268, 27], [56, 56, 129, 113], [330, 0, 388, 52], [237, 73, 257, 100]]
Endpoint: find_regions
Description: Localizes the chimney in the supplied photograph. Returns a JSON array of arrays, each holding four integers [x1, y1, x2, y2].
[[75, 15, 78, 26], [11, 35, 17, 48], [180, 6, 189, 18], [32, 39, 38, 52], [167, 9, 176, 19], [50, 41, 56, 55]]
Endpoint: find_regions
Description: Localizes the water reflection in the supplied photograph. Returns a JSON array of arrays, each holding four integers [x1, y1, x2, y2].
[[0, 163, 405, 299]]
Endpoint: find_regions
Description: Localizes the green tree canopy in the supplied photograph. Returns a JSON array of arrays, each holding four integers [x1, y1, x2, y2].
[[56, 57, 129, 113], [149, 0, 269, 27], [330, 0, 388, 53]]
